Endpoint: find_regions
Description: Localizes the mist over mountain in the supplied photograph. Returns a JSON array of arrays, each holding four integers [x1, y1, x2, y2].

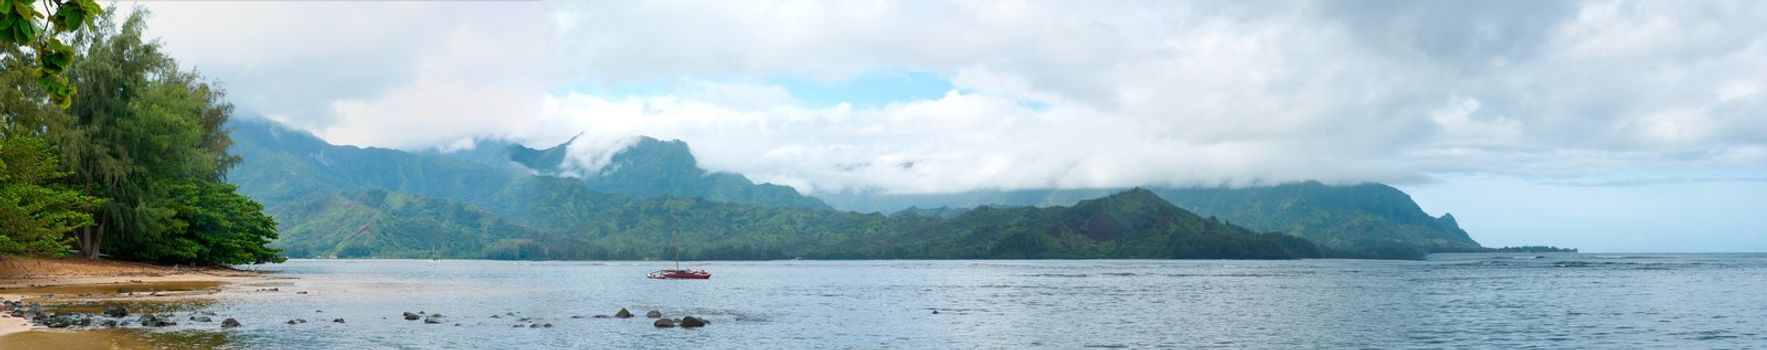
[[439, 136, 831, 210]]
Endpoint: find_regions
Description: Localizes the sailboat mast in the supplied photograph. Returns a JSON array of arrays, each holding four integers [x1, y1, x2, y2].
[[672, 219, 680, 270]]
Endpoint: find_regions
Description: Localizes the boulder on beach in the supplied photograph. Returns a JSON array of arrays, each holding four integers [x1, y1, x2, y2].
[[615, 308, 633, 318], [680, 316, 706, 328], [221, 318, 241, 328], [646, 310, 662, 318], [653, 319, 676, 328], [104, 305, 128, 318]]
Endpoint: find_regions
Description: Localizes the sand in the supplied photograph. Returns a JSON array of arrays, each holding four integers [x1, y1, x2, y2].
[[0, 256, 265, 340]]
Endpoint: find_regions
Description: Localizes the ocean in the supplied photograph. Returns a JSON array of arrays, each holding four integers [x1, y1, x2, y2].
[[170, 253, 1767, 348]]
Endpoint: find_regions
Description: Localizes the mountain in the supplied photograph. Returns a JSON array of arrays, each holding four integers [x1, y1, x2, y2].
[[226, 119, 1320, 260], [815, 182, 1479, 258], [446, 136, 831, 210], [919, 189, 1320, 259], [227, 118, 1477, 260]]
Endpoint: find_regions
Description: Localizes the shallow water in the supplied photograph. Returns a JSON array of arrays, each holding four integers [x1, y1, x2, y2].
[[131, 254, 1767, 348]]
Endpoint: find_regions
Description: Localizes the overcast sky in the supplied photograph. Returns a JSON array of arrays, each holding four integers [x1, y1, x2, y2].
[[131, 1, 1764, 252]]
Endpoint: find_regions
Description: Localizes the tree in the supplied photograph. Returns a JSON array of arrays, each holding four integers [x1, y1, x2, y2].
[[53, 10, 276, 264], [0, 42, 99, 257], [0, 135, 100, 255], [0, 0, 104, 108]]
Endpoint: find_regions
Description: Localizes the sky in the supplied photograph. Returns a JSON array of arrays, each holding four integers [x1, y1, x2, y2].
[[129, 1, 1764, 252]]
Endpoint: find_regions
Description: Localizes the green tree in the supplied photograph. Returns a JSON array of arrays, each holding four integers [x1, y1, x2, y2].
[[0, 135, 100, 255], [52, 10, 276, 264], [0, 0, 104, 108]]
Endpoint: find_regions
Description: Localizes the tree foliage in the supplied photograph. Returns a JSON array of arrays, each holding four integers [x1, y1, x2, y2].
[[0, 8, 281, 265], [0, 0, 103, 107], [0, 135, 99, 255]]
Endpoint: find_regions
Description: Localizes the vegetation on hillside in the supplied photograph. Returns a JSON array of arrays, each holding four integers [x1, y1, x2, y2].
[[269, 186, 1318, 260]]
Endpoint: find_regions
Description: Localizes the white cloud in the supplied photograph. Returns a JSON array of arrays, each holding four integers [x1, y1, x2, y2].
[[132, 1, 1767, 194]]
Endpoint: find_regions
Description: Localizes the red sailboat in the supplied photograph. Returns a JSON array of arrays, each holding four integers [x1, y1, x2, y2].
[[648, 223, 710, 280]]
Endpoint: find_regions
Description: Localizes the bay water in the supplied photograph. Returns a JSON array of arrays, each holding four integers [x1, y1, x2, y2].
[[171, 253, 1767, 348]]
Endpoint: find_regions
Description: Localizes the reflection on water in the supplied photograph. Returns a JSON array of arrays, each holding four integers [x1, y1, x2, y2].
[[35, 254, 1767, 348]]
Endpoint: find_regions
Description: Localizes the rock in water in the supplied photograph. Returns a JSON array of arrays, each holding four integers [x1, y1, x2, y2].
[[139, 314, 177, 327], [103, 305, 128, 318], [614, 308, 633, 318], [646, 310, 662, 318], [403, 312, 420, 320], [221, 318, 241, 328], [653, 319, 676, 328], [680, 316, 706, 328]]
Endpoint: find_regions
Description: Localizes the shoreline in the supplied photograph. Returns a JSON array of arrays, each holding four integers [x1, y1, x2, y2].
[[0, 256, 267, 338]]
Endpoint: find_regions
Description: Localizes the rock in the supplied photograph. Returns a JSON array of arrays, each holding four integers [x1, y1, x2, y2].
[[646, 310, 662, 318], [653, 319, 676, 328], [403, 312, 420, 320], [542, 323, 553, 328], [99, 320, 118, 328], [932, 310, 939, 314], [570, 315, 583, 319], [139, 314, 177, 327], [680, 316, 706, 328], [333, 318, 345, 323], [221, 318, 241, 328], [512, 324, 523, 328], [104, 305, 129, 318], [192, 316, 213, 323], [43, 314, 75, 328], [614, 308, 633, 318], [286, 318, 307, 325], [528, 323, 540, 328]]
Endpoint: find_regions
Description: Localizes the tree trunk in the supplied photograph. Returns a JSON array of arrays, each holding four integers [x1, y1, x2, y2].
[[87, 223, 104, 259]]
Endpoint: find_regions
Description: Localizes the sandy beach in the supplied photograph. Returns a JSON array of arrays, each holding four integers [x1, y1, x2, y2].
[[0, 257, 265, 341]]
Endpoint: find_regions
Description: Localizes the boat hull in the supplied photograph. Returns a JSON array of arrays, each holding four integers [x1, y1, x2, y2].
[[647, 269, 712, 279]]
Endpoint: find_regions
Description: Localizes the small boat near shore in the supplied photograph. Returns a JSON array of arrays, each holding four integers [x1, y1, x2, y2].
[[649, 221, 710, 280]]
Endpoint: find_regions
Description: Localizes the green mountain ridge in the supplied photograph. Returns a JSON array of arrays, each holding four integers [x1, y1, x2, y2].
[[265, 187, 1319, 260], [817, 183, 1481, 257]]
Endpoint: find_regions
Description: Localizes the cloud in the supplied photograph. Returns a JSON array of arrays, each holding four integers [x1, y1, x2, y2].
[[133, 1, 1767, 194]]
